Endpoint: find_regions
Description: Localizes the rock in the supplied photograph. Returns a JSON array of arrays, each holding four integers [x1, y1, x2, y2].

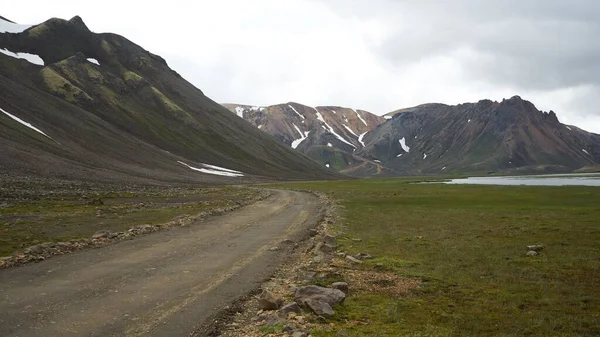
[[305, 297, 335, 317], [268, 246, 280, 251], [352, 238, 363, 242], [355, 253, 374, 260], [309, 228, 318, 237], [318, 242, 336, 254], [526, 245, 544, 252], [91, 231, 109, 239], [338, 330, 349, 336], [375, 263, 385, 269], [258, 290, 283, 310], [345, 255, 362, 264], [107, 232, 119, 239], [283, 324, 295, 332], [323, 234, 338, 248], [331, 282, 349, 295], [29, 245, 43, 254], [293, 331, 308, 337], [279, 302, 302, 315], [295, 285, 346, 307], [526, 250, 538, 256]]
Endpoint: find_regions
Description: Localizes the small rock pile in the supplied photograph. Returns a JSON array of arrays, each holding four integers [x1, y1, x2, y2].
[[525, 244, 544, 256]]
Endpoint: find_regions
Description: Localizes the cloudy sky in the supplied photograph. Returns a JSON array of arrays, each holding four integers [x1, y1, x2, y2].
[[4, 0, 600, 132]]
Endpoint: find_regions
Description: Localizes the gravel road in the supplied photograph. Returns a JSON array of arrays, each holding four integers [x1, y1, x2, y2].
[[0, 189, 319, 336]]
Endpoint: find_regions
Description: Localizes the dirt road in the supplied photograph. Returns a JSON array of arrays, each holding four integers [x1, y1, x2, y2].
[[0, 189, 319, 337]]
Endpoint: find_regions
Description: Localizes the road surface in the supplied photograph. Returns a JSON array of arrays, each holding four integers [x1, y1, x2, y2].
[[0, 189, 319, 336]]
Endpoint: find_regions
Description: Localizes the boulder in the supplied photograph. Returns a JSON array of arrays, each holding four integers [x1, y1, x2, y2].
[[304, 297, 335, 317], [295, 285, 346, 307], [526, 250, 538, 256], [258, 290, 283, 310], [279, 302, 302, 315], [331, 282, 349, 295]]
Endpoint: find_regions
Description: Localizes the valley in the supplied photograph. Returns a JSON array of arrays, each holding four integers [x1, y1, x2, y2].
[[2, 10, 599, 337]]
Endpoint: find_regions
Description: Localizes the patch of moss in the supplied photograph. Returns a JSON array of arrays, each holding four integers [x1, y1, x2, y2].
[[101, 40, 115, 55], [151, 86, 184, 112], [40, 67, 93, 103], [26, 23, 50, 38]]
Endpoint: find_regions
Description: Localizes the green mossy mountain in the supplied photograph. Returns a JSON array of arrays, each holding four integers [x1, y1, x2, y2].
[[0, 16, 342, 183]]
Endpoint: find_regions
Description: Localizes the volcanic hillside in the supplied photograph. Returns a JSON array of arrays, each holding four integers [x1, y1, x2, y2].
[[0, 16, 342, 183]]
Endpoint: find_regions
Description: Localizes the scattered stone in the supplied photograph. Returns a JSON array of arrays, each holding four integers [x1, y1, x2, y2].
[[279, 302, 302, 315], [282, 239, 294, 244], [293, 331, 308, 337], [355, 253, 374, 260], [375, 263, 385, 269], [309, 229, 318, 237], [268, 246, 280, 251], [352, 238, 362, 242], [304, 297, 335, 317], [91, 231, 109, 239], [323, 234, 338, 248], [526, 250, 538, 256], [345, 255, 363, 264], [258, 290, 283, 310], [331, 282, 349, 295], [338, 330, 350, 336], [526, 245, 544, 252]]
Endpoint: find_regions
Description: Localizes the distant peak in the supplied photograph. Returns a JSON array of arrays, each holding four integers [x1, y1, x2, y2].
[[68, 15, 89, 30]]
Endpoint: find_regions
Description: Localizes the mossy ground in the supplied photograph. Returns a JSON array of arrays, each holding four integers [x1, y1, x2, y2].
[[0, 180, 260, 256], [271, 178, 600, 336]]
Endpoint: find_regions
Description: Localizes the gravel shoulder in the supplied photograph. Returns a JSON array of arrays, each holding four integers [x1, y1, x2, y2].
[[0, 189, 320, 337]]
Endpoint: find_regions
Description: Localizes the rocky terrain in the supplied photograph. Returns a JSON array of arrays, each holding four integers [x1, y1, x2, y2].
[[0, 16, 341, 183], [223, 103, 393, 176]]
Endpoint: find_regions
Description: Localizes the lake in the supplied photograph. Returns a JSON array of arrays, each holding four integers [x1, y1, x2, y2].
[[445, 173, 600, 186]]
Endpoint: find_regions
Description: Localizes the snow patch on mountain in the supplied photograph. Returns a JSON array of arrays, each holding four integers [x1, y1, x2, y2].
[[353, 109, 367, 126], [399, 137, 410, 153], [316, 111, 356, 148], [582, 149, 589, 155], [87, 58, 100, 65], [234, 106, 245, 118], [177, 161, 244, 177], [0, 107, 56, 142], [0, 18, 32, 33], [288, 104, 305, 119], [291, 124, 310, 149], [358, 132, 367, 147], [343, 124, 358, 137], [0, 48, 44, 65]]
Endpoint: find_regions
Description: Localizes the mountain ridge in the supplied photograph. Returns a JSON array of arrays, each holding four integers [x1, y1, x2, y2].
[[0, 16, 342, 183]]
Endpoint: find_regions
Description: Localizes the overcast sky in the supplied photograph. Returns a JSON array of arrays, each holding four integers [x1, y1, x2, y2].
[[4, 0, 600, 132]]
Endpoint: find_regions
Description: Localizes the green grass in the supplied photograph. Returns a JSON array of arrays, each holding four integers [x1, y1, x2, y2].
[[272, 178, 600, 336], [0, 183, 260, 256]]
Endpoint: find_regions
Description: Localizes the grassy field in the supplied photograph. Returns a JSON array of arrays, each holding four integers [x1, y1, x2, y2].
[[277, 178, 600, 336], [0, 178, 261, 256]]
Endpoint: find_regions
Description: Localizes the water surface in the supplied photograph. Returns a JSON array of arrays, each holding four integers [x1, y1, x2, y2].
[[446, 173, 600, 186]]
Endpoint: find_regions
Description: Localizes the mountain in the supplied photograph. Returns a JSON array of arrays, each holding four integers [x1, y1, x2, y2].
[[0, 16, 342, 183], [222, 103, 394, 175], [361, 96, 600, 174]]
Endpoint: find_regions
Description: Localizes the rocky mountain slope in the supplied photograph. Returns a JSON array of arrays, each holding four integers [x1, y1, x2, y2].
[[223, 103, 393, 175], [361, 96, 600, 174], [0, 16, 342, 183]]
